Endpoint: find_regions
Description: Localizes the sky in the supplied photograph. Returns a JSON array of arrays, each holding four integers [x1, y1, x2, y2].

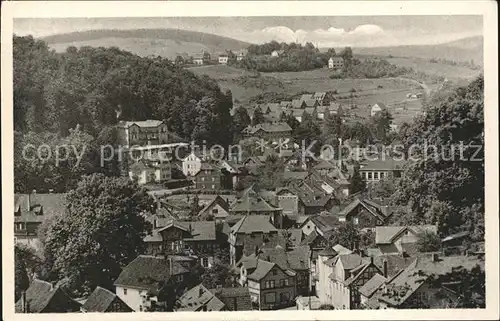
[[14, 16, 483, 47]]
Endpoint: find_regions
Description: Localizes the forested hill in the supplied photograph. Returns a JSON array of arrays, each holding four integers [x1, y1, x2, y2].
[[13, 35, 233, 146], [41, 28, 251, 58]]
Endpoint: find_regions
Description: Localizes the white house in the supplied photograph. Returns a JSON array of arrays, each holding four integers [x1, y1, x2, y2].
[[218, 54, 229, 64], [370, 103, 386, 117], [182, 151, 204, 177], [271, 50, 284, 57], [328, 57, 344, 70]]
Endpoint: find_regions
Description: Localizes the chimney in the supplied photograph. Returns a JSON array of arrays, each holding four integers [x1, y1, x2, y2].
[[383, 259, 388, 278], [199, 287, 204, 297], [21, 291, 27, 313], [169, 256, 173, 276], [432, 253, 439, 262], [254, 246, 259, 256], [370, 256, 374, 265], [26, 194, 31, 211]]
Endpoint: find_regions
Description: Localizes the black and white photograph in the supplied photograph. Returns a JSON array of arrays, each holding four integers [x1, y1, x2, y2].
[[2, 1, 498, 320]]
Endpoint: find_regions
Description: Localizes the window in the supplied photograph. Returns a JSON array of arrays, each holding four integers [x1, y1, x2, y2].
[[284, 278, 290, 286], [367, 172, 373, 180], [123, 288, 128, 295], [211, 185, 215, 189], [202, 257, 209, 267], [353, 217, 359, 225], [212, 208, 218, 214], [269, 280, 275, 288], [212, 177, 215, 181], [374, 172, 379, 180], [201, 177, 205, 181], [272, 269, 278, 276], [264, 281, 270, 289]]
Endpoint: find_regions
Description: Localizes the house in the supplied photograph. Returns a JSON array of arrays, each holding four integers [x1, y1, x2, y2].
[[193, 51, 211, 65], [176, 284, 226, 311], [328, 56, 344, 70], [328, 102, 344, 116], [197, 195, 231, 222], [316, 247, 382, 309], [375, 225, 438, 255], [15, 280, 81, 313], [228, 215, 280, 266], [238, 245, 311, 296], [236, 49, 248, 61], [280, 101, 292, 109], [290, 108, 305, 122], [312, 92, 327, 106], [81, 286, 133, 312], [358, 273, 387, 309], [114, 255, 195, 311], [14, 193, 67, 249], [143, 220, 218, 267], [336, 198, 393, 228], [278, 174, 339, 215], [271, 50, 284, 57], [359, 158, 406, 182], [303, 99, 319, 108], [117, 120, 169, 148], [373, 254, 484, 309], [209, 287, 253, 311], [370, 103, 387, 117], [328, 256, 385, 309], [230, 186, 283, 228], [182, 151, 206, 177], [291, 99, 307, 109], [194, 162, 222, 191], [129, 159, 171, 185], [218, 53, 229, 64], [241, 122, 292, 142], [238, 258, 296, 310]]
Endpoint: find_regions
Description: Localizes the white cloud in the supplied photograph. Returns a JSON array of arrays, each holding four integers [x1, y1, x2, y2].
[[226, 24, 392, 47]]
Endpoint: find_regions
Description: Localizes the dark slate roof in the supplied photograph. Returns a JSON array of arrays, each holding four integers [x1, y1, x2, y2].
[[14, 193, 67, 223], [337, 198, 389, 222], [230, 215, 278, 234], [81, 286, 132, 312], [198, 195, 230, 217], [359, 274, 387, 298], [378, 255, 484, 307], [283, 171, 309, 181], [209, 287, 252, 311], [114, 255, 190, 294], [177, 284, 225, 312], [230, 186, 281, 213], [15, 280, 80, 313], [247, 259, 276, 281]]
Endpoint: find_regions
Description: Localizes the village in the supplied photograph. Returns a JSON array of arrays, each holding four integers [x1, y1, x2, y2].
[[11, 14, 486, 315], [15, 88, 484, 312]]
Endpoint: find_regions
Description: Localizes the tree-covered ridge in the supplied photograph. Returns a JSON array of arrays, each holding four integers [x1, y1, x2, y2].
[[391, 76, 484, 240], [13, 35, 233, 146]]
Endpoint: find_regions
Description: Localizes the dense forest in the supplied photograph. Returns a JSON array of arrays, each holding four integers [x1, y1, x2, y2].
[[231, 41, 351, 72], [14, 35, 233, 144], [14, 35, 234, 193]]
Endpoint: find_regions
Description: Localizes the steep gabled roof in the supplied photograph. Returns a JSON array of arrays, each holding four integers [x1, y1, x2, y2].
[[377, 255, 484, 307], [359, 274, 387, 298], [230, 215, 278, 234], [208, 287, 252, 311], [198, 195, 230, 217], [15, 280, 80, 313], [177, 284, 225, 312], [375, 225, 438, 244], [242, 122, 292, 135], [81, 286, 132, 312], [113, 255, 190, 294], [230, 186, 280, 213], [14, 193, 67, 224], [247, 260, 276, 281]]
